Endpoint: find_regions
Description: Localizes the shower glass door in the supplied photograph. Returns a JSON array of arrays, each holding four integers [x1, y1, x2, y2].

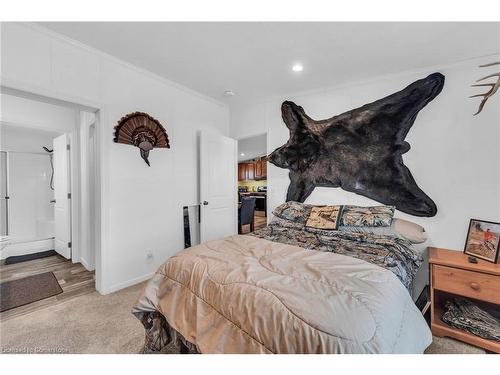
[[4, 152, 55, 243]]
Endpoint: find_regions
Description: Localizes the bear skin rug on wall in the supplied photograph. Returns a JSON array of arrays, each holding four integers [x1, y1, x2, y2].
[[268, 73, 445, 217]]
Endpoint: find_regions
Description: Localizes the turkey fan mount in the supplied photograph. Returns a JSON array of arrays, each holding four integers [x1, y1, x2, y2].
[[268, 73, 445, 217], [114, 112, 170, 166]]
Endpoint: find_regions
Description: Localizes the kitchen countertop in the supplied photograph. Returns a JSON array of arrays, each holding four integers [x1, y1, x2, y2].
[[240, 192, 266, 197]]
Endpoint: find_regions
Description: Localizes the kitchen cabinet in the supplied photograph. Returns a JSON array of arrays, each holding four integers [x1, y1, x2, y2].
[[255, 159, 263, 179], [246, 163, 255, 180], [238, 162, 255, 181], [238, 157, 267, 181], [255, 158, 267, 180], [238, 163, 247, 181]]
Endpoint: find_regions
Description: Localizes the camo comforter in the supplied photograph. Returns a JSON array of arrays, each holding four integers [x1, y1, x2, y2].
[[251, 217, 422, 291], [132, 225, 431, 353]]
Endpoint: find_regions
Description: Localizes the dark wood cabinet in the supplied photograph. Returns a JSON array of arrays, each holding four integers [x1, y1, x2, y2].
[[238, 157, 267, 181], [238, 163, 247, 181], [255, 159, 263, 179], [246, 163, 254, 180], [254, 158, 267, 180]]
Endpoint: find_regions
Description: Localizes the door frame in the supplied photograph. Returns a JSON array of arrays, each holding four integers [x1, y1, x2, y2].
[[235, 131, 270, 219], [1, 80, 108, 294], [78, 112, 97, 271]]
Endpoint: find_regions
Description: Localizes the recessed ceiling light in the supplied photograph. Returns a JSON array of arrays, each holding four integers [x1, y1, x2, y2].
[[224, 90, 236, 96], [240, 153, 245, 156], [292, 64, 303, 72]]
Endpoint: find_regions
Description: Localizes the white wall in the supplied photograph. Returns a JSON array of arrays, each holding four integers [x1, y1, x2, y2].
[[1, 23, 230, 293], [1, 124, 61, 153], [230, 56, 500, 252], [0, 93, 77, 133]]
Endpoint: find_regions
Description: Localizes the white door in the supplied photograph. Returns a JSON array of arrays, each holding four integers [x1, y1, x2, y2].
[[200, 132, 237, 242], [53, 134, 71, 259]]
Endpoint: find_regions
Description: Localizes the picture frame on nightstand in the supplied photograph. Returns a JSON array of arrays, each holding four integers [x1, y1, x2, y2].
[[464, 219, 500, 264]]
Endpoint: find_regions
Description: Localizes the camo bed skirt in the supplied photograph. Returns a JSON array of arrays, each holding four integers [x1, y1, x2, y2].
[[134, 311, 200, 354]]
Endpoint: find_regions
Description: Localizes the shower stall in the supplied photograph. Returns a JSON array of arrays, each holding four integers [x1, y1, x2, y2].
[[1, 150, 56, 259]]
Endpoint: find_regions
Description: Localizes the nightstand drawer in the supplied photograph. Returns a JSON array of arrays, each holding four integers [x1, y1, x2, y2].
[[433, 265, 500, 304]]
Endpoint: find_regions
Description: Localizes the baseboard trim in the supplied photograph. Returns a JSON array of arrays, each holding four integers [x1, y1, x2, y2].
[[80, 258, 95, 272], [103, 272, 154, 295]]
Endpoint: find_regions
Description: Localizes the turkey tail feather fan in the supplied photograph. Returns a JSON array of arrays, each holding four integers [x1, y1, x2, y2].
[[114, 112, 170, 166]]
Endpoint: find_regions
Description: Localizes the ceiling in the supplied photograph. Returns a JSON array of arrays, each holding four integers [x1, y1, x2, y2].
[[238, 134, 267, 162], [38, 22, 500, 105], [1, 123, 61, 139]]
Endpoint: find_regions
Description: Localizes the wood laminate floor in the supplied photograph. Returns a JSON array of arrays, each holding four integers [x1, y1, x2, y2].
[[0, 254, 95, 321], [239, 213, 267, 234], [254, 215, 267, 230]]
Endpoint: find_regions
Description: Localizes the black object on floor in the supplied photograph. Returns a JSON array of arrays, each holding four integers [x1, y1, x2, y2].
[[4, 250, 57, 265], [0, 272, 63, 312], [183, 206, 191, 249], [415, 285, 431, 327]]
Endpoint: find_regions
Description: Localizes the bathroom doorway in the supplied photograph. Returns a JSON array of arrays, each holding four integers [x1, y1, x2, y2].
[[0, 125, 68, 260], [0, 90, 101, 315]]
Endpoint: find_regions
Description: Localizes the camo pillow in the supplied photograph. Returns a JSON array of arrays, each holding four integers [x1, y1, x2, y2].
[[273, 202, 395, 228], [272, 201, 313, 224], [339, 205, 395, 227]]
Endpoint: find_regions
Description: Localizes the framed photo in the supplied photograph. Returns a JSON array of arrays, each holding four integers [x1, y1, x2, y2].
[[464, 219, 500, 263]]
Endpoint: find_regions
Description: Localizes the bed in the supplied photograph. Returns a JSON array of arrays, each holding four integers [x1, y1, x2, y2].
[[132, 202, 432, 354]]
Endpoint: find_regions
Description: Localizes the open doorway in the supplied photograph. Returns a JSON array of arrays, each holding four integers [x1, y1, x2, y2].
[[0, 90, 101, 317], [237, 133, 268, 234], [1, 125, 65, 258]]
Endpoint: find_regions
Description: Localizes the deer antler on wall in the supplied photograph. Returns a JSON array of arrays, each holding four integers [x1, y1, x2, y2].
[[470, 61, 500, 115]]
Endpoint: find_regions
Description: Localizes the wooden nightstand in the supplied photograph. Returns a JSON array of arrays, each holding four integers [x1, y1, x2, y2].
[[428, 247, 500, 353]]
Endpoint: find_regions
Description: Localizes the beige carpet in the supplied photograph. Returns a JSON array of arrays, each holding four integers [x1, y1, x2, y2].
[[0, 282, 148, 354], [425, 336, 485, 354], [0, 280, 487, 354]]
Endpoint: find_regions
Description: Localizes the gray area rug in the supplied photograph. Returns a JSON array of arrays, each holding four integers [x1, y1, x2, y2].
[[0, 272, 62, 312], [0, 280, 486, 354]]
